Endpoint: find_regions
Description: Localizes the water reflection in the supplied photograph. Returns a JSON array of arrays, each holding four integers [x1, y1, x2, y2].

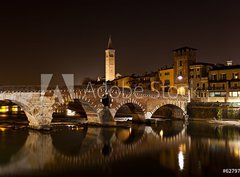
[[0, 120, 240, 176]]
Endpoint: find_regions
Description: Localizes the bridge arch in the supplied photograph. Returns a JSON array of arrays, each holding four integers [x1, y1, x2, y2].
[[56, 96, 101, 124], [0, 98, 40, 125], [114, 101, 145, 122], [151, 104, 184, 119]]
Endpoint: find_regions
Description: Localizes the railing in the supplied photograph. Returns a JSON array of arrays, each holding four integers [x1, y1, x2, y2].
[[0, 85, 189, 100]]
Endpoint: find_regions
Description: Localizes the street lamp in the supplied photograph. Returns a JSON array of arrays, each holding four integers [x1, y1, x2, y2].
[[177, 75, 183, 80]]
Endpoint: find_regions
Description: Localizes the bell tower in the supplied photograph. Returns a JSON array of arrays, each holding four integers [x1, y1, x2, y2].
[[105, 36, 115, 81]]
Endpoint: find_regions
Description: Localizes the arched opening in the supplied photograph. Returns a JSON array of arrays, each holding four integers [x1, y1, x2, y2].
[[52, 99, 87, 123], [116, 125, 145, 144], [151, 104, 184, 119], [115, 103, 145, 122], [0, 100, 29, 125], [52, 99, 98, 123]]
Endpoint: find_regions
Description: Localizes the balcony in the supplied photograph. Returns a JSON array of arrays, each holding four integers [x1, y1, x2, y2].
[[229, 86, 240, 90], [208, 87, 225, 91], [208, 79, 227, 83]]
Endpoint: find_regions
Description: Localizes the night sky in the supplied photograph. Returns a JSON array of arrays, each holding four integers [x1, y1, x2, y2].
[[0, 0, 240, 85]]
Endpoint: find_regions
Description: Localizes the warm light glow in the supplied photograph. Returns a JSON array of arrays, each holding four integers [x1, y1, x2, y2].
[[178, 151, 184, 171], [66, 109, 76, 116], [177, 75, 183, 80], [159, 130, 163, 138], [116, 128, 131, 142], [0, 127, 7, 132], [0, 106, 9, 113], [179, 144, 186, 152], [178, 144, 186, 171], [12, 105, 18, 112], [178, 87, 186, 95]]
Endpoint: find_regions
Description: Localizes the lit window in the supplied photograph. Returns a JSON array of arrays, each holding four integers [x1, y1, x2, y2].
[[209, 92, 214, 97], [232, 91, 238, 97], [233, 73, 239, 79]]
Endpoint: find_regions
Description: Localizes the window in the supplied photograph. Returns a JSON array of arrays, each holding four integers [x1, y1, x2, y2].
[[235, 83, 238, 88], [197, 83, 200, 87], [164, 80, 170, 86], [197, 75, 200, 78], [221, 73, 226, 80], [232, 91, 238, 97], [179, 71, 182, 76], [165, 72, 170, 75], [197, 68, 200, 71], [209, 92, 214, 97], [203, 83, 206, 90], [179, 60, 182, 66], [223, 84, 225, 89], [233, 73, 239, 79], [211, 74, 217, 80], [221, 92, 226, 97], [209, 91, 226, 97], [213, 84, 216, 89]]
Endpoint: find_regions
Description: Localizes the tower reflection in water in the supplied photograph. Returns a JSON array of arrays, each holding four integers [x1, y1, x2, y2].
[[0, 120, 240, 177]]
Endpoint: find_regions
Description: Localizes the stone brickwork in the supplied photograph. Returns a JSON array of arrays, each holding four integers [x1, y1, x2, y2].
[[0, 87, 188, 129]]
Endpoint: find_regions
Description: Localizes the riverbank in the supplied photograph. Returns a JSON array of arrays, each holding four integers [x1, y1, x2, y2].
[[187, 102, 240, 120]]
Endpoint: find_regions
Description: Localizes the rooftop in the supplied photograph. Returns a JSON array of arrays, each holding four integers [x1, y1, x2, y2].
[[173, 46, 197, 52], [210, 64, 240, 71], [190, 62, 215, 66]]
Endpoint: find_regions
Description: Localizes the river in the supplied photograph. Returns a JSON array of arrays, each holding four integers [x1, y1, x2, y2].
[[0, 119, 240, 177]]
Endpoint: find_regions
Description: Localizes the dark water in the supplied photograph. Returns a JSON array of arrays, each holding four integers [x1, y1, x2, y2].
[[0, 120, 240, 177]]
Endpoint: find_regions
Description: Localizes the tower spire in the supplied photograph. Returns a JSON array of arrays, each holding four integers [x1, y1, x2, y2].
[[107, 35, 113, 49]]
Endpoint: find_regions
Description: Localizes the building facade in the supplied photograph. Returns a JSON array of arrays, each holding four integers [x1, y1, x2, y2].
[[159, 67, 175, 93], [208, 65, 240, 102], [189, 63, 214, 101]]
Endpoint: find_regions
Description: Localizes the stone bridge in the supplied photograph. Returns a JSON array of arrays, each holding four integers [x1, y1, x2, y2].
[[0, 86, 188, 129]]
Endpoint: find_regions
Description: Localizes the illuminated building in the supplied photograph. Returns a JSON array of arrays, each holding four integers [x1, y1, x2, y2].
[[208, 65, 240, 102], [159, 67, 175, 93], [189, 63, 214, 101], [173, 47, 197, 95], [105, 36, 116, 81]]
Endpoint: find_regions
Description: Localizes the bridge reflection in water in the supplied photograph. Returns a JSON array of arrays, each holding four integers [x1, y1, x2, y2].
[[0, 121, 240, 177]]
